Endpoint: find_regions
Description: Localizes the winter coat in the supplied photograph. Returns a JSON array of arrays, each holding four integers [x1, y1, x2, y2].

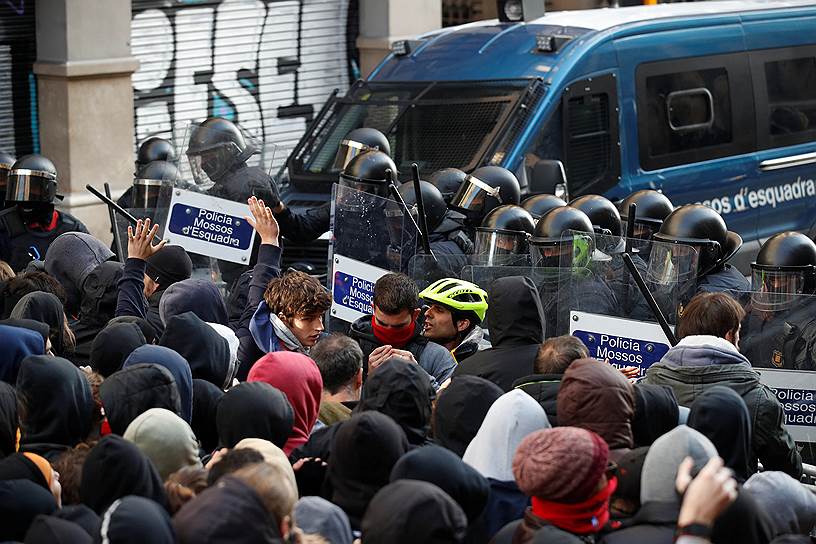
[[512, 374, 562, 426], [492, 510, 596, 544], [97, 496, 175, 544], [216, 381, 294, 449], [0, 323, 44, 384], [43, 231, 112, 315], [454, 276, 546, 391], [89, 321, 147, 378], [631, 384, 680, 448], [124, 344, 193, 423], [643, 335, 802, 477]]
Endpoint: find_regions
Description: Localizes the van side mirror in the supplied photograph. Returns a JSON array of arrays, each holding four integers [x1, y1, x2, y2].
[[530, 159, 569, 200]]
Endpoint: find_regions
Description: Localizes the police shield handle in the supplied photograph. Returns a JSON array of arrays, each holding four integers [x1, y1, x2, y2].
[[245, 196, 279, 247]]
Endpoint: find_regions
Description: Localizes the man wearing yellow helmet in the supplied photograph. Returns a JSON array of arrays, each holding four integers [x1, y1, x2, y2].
[[419, 278, 490, 363]]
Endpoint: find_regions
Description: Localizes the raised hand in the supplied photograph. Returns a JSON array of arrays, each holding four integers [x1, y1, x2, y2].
[[127, 218, 167, 261]]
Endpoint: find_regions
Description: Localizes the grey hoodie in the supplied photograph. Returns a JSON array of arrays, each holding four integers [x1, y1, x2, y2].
[[744, 471, 816, 537], [644, 335, 802, 478], [44, 232, 114, 314]]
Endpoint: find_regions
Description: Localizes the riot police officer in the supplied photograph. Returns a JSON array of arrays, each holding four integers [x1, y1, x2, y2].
[[618, 189, 674, 245], [273, 128, 392, 243], [0, 154, 88, 271], [741, 232, 816, 371], [118, 137, 177, 209], [0, 151, 15, 210], [529, 206, 618, 336], [650, 204, 749, 301], [449, 165, 521, 238], [427, 168, 467, 205], [521, 193, 566, 220], [473, 204, 535, 266]]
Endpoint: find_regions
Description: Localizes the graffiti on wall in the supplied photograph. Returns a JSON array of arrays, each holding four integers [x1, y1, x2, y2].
[[131, 0, 355, 173]]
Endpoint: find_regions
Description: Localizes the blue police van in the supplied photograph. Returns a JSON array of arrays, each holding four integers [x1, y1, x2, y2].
[[279, 1, 816, 272]]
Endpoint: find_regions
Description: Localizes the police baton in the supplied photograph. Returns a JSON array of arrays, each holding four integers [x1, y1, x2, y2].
[[386, 170, 437, 262], [86, 184, 163, 243], [104, 182, 125, 263], [411, 163, 434, 258], [621, 252, 678, 346]]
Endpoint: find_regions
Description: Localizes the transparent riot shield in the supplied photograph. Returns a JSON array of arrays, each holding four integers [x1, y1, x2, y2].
[[328, 184, 418, 325]]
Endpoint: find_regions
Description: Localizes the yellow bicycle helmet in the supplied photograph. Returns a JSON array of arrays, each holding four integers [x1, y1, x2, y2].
[[419, 278, 489, 323]]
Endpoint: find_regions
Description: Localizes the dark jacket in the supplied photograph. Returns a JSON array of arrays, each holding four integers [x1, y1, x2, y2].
[[492, 510, 595, 544], [23, 515, 93, 544], [433, 375, 504, 457], [16, 355, 94, 461], [145, 288, 165, 336], [349, 314, 456, 385], [89, 321, 147, 378], [159, 311, 233, 389], [0, 207, 88, 272], [10, 291, 68, 357], [72, 261, 123, 366], [0, 479, 57, 542], [631, 384, 680, 448], [512, 373, 562, 426], [643, 335, 802, 477], [216, 381, 293, 449], [697, 264, 751, 299], [276, 201, 331, 244], [235, 244, 283, 380], [97, 496, 175, 544], [99, 363, 182, 435], [123, 344, 193, 423], [192, 378, 224, 453], [454, 276, 546, 391], [0, 382, 17, 457]]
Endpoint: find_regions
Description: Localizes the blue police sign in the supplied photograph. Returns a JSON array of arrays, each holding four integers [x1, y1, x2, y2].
[[331, 255, 389, 323]]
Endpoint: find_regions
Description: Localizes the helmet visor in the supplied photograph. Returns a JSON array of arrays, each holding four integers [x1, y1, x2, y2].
[[186, 142, 241, 186], [474, 230, 528, 265], [6, 170, 55, 203], [132, 178, 164, 209], [338, 174, 389, 198], [647, 243, 699, 285], [332, 139, 375, 172], [450, 175, 501, 215], [751, 268, 807, 311]]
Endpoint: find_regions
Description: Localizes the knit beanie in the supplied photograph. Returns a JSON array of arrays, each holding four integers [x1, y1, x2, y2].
[[144, 245, 192, 288], [513, 427, 608, 503]]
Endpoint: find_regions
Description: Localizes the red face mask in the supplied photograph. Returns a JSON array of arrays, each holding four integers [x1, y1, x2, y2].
[[371, 315, 416, 348], [531, 476, 618, 535]]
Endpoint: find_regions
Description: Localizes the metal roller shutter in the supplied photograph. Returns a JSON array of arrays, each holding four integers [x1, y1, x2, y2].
[[130, 0, 354, 175], [0, 0, 38, 158]]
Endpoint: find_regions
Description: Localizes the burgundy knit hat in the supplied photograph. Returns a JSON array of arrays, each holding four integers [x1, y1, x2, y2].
[[513, 427, 609, 503]]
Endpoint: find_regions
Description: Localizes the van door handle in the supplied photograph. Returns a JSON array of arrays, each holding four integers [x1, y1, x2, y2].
[[759, 151, 816, 172]]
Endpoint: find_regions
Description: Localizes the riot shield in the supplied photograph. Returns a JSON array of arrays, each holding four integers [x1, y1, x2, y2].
[[328, 184, 418, 324]]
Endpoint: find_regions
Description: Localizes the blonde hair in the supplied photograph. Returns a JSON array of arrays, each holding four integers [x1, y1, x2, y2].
[[0, 260, 13, 281], [232, 462, 298, 525]]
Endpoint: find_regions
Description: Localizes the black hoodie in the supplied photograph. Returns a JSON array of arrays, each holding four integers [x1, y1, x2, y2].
[[433, 375, 504, 457], [0, 381, 17, 456], [23, 515, 93, 544], [16, 355, 94, 461], [453, 276, 546, 391], [631, 384, 680, 448], [79, 435, 167, 514], [72, 261, 124, 366], [99, 364, 182, 436], [355, 357, 435, 446], [10, 291, 68, 357], [89, 322, 147, 378], [159, 311, 232, 389], [98, 496, 176, 544], [0, 479, 58, 541], [216, 381, 294, 449], [192, 379, 224, 453]]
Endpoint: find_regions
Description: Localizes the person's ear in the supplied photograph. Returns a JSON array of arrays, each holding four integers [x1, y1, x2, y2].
[[355, 367, 363, 389], [279, 514, 291, 539], [455, 318, 471, 333]]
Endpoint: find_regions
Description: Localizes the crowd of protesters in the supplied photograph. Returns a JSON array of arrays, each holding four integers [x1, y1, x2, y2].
[[0, 194, 813, 544]]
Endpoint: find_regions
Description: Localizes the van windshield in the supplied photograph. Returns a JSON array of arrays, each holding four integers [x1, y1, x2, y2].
[[286, 79, 545, 190]]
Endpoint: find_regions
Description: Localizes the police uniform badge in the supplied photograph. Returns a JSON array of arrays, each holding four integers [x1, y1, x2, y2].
[[772, 350, 783, 368]]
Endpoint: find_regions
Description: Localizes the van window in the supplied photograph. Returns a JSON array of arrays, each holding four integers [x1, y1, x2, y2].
[[636, 53, 753, 171], [764, 56, 816, 144]]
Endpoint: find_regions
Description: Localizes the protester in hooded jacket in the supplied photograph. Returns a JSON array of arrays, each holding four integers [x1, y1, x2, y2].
[[159, 312, 235, 389], [362, 480, 468, 544], [11, 291, 73, 357], [50, 503, 100, 538], [23, 515, 93, 544], [0, 381, 18, 457], [123, 344, 193, 423], [463, 389, 551, 539], [44, 232, 114, 316], [631, 384, 681, 448], [16, 355, 93, 461], [0, 452, 59, 500], [79, 435, 167, 515], [557, 359, 635, 462], [354, 357, 435, 446], [493, 427, 615, 544], [0, 324, 44, 383], [294, 496, 354, 544], [643, 292, 801, 477], [247, 351, 323, 455], [99, 364, 182, 436], [0, 479, 58, 541], [390, 444, 490, 542], [124, 408, 203, 480], [191, 379, 223, 453], [688, 386, 753, 483], [453, 276, 546, 391], [141, 245, 193, 335], [743, 471, 816, 539], [71, 260, 124, 365], [108, 314, 156, 342], [512, 335, 590, 425], [432, 375, 503, 457], [98, 496, 176, 544], [327, 411, 409, 530], [1, 316, 49, 349], [216, 381, 294, 450], [89, 321, 147, 378]]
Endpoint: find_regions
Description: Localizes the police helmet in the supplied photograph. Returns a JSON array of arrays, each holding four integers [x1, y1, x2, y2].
[[569, 194, 621, 237], [0, 150, 15, 206], [450, 166, 521, 221], [338, 150, 397, 198], [332, 128, 391, 171], [529, 206, 594, 268], [6, 154, 58, 205], [618, 189, 674, 229], [474, 205, 535, 263], [133, 161, 181, 209], [751, 232, 816, 310], [427, 168, 467, 204], [521, 193, 566, 219], [393, 180, 448, 233], [651, 204, 742, 281], [186, 118, 248, 185], [136, 137, 176, 170]]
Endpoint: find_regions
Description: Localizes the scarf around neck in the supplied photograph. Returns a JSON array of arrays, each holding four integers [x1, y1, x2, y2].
[[531, 476, 618, 535]]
